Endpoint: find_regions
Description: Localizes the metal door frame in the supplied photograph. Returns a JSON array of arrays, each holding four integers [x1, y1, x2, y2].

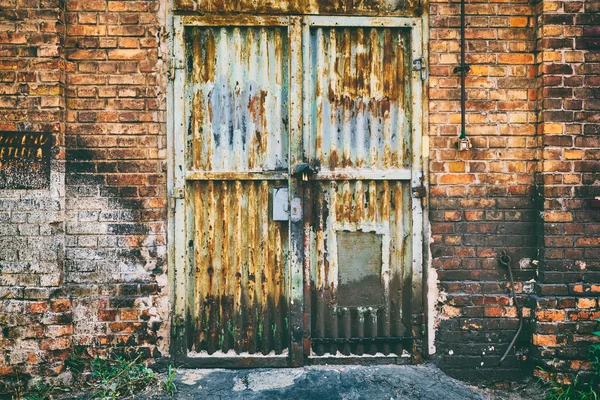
[[167, 14, 428, 367]]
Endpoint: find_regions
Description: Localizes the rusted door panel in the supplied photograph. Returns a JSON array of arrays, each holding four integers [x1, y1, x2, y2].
[[187, 27, 289, 173], [303, 23, 416, 357], [307, 180, 413, 356], [305, 27, 411, 170], [184, 25, 291, 358], [189, 181, 289, 355]]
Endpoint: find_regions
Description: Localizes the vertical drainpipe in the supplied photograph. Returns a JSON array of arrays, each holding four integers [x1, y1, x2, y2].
[[460, 0, 467, 140], [460, 0, 467, 139], [455, 0, 470, 150]]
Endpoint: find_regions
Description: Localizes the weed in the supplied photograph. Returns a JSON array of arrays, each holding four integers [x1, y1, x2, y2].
[[64, 350, 86, 375], [540, 372, 597, 400], [162, 365, 177, 396], [89, 354, 156, 399], [21, 382, 53, 400], [5, 376, 54, 400], [538, 318, 600, 400]]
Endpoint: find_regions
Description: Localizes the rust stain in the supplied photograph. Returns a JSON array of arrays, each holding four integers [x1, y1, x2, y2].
[[188, 27, 288, 173], [308, 27, 410, 172], [309, 180, 412, 356], [175, 0, 420, 14], [205, 30, 216, 83]]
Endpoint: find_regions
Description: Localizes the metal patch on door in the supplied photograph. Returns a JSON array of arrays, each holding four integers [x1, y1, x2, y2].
[[336, 231, 384, 308], [273, 187, 289, 221]]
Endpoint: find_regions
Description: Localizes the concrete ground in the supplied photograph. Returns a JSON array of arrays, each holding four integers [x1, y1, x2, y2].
[[144, 364, 544, 399]]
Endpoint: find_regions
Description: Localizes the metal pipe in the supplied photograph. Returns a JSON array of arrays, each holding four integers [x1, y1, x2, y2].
[[498, 252, 524, 364], [460, 0, 467, 139]]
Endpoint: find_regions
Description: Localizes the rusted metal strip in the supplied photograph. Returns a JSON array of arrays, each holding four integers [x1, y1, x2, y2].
[[183, 15, 290, 27], [310, 336, 413, 343], [311, 169, 411, 181], [186, 171, 288, 181], [409, 19, 425, 339], [304, 16, 421, 27], [172, 16, 187, 357], [179, 355, 289, 369], [288, 16, 304, 366]]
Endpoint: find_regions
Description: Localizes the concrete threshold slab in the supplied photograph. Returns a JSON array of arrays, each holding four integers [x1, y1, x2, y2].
[[139, 363, 542, 400]]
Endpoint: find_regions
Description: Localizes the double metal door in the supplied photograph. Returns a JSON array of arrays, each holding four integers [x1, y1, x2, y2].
[[170, 15, 424, 367]]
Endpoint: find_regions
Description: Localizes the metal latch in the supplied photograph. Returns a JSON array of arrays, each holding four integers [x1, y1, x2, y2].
[[293, 163, 318, 182], [412, 58, 428, 81]]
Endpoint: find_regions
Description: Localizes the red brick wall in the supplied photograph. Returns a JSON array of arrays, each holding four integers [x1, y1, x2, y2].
[[428, 0, 539, 382], [0, 0, 70, 383], [0, 0, 168, 390], [63, 0, 167, 358], [533, 0, 600, 384]]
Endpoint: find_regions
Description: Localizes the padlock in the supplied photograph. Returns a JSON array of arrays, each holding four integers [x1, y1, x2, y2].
[[293, 163, 317, 182]]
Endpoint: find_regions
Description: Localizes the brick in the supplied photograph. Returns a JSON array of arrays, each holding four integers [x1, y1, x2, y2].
[[509, 17, 528, 27], [533, 335, 561, 347], [107, 49, 147, 61], [67, 25, 106, 36], [67, 0, 106, 10], [535, 310, 566, 322], [497, 54, 534, 64], [577, 298, 597, 309]]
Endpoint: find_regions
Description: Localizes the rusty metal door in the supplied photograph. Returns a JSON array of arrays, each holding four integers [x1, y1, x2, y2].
[[299, 17, 424, 361], [171, 16, 297, 367], [170, 15, 424, 366]]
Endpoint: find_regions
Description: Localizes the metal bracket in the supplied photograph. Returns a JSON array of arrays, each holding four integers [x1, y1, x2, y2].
[[412, 57, 428, 81]]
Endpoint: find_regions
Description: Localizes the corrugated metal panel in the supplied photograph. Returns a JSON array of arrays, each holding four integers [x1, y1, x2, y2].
[[188, 180, 289, 355], [187, 27, 289, 172], [305, 27, 411, 171], [308, 180, 413, 356], [173, 0, 419, 16], [185, 26, 290, 357]]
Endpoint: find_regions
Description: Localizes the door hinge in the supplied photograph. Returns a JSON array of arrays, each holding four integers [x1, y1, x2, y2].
[[170, 187, 185, 208], [412, 57, 428, 81], [173, 187, 185, 198], [168, 57, 183, 81], [412, 184, 427, 198]]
